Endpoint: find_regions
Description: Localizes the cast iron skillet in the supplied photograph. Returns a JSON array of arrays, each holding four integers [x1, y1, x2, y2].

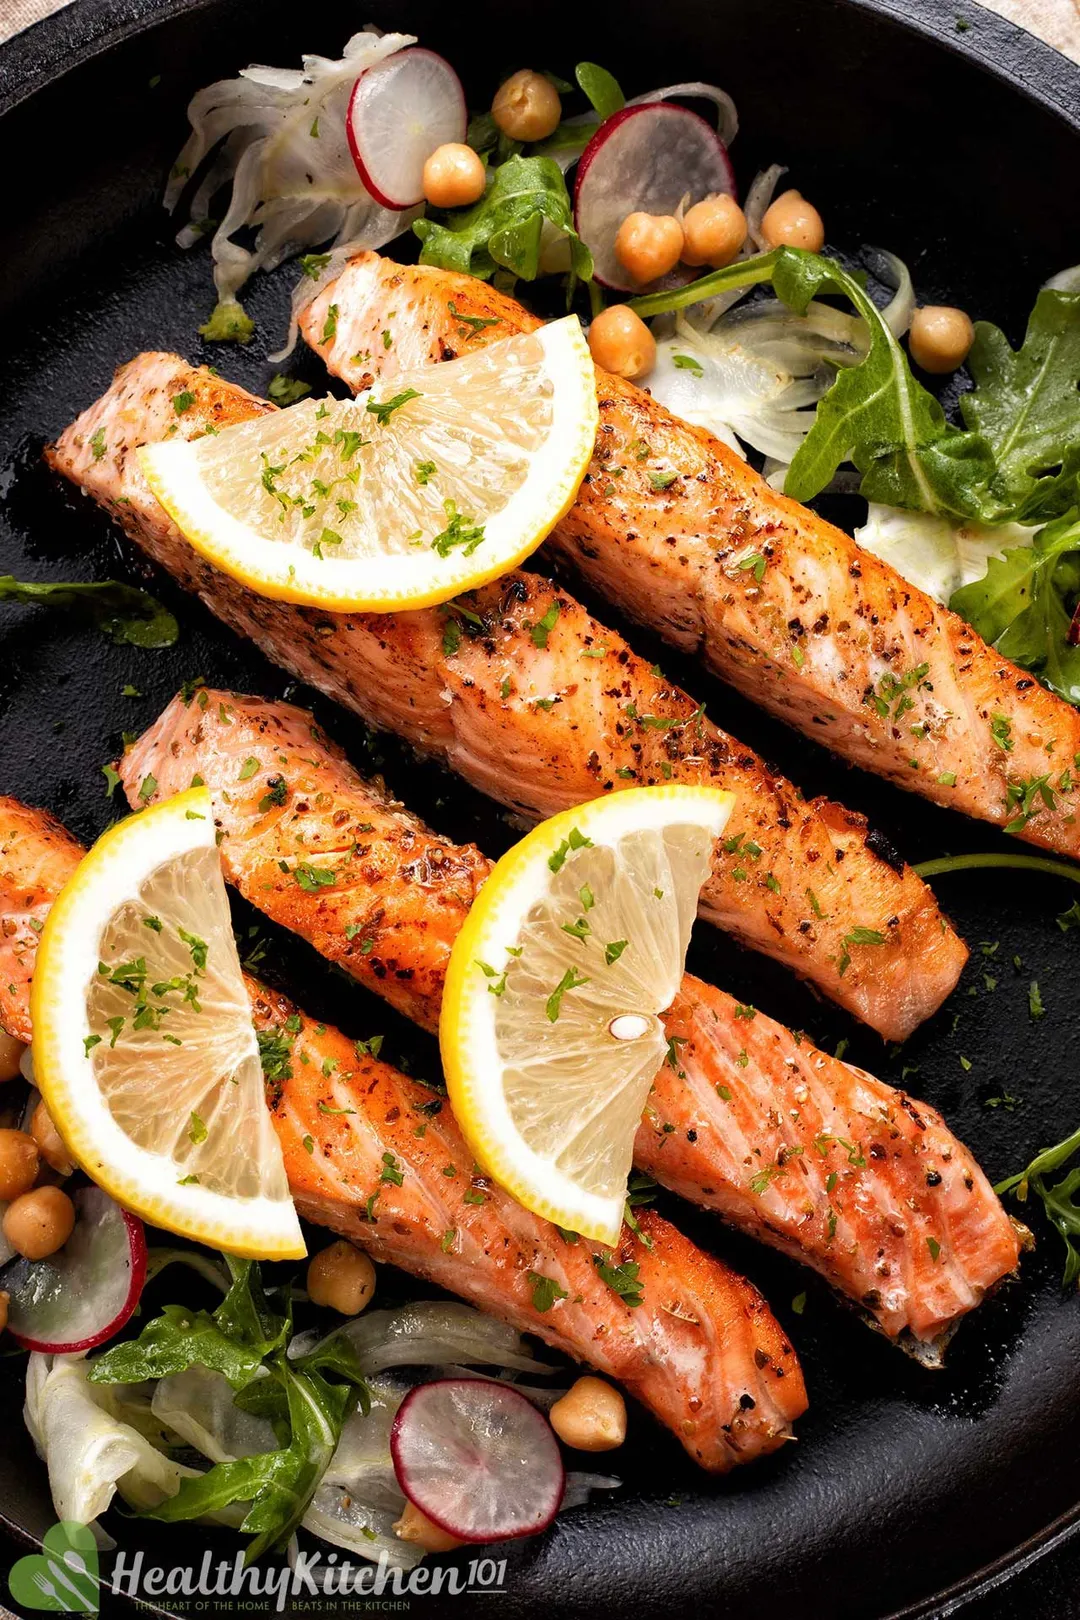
[[2, 2, 1080, 1615]]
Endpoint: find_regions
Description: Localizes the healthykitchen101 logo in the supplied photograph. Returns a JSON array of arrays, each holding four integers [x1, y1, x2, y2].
[[8, 1522, 509, 1612]]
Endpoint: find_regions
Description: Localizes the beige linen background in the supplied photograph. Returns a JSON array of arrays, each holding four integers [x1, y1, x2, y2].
[[1, 0, 1079, 56]]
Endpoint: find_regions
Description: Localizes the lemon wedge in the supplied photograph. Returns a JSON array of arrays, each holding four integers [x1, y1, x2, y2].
[[30, 787, 304, 1259], [140, 317, 597, 611], [440, 786, 734, 1247]]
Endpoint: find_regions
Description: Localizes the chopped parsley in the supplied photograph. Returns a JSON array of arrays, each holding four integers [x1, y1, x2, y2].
[[593, 1254, 644, 1308], [365, 388, 421, 427], [268, 374, 312, 406], [298, 252, 332, 280], [837, 926, 886, 977], [256, 1027, 294, 1084], [530, 600, 560, 648], [527, 1271, 568, 1312], [294, 862, 337, 893], [258, 776, 288, 812], [431, 499, 485, 559], [548, 826, 593, 872], [546, 966, 590, 1022]]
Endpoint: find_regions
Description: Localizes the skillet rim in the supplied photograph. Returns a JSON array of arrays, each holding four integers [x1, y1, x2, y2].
[[2, 0, 1080, 1613]]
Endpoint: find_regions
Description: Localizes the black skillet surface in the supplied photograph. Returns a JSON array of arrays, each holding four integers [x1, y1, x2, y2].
[[2, 1, 1080, 1615]]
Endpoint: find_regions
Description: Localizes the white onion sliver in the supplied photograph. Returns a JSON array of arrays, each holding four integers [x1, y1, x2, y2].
[[290, 1300, 553, 1376], [745, 164, 788, 250], [865, 248, 916, 337], [627, 82, 739, 147], [1045, 263, 1080, 293], [168, 29, 417, 331]]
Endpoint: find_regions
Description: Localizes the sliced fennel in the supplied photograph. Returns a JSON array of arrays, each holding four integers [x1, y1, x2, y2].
[[644, 237, 913, 470], [26, 1288, 589, 1564], [168, 29, 419, 345], [854, 503, 1038, 605], [649, 297, 865, 463]]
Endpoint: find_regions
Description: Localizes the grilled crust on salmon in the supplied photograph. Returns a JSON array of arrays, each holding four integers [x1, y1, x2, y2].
[[0, 798, 83, 1043], [300, 252, 1080, 860], [0, 795, 806, 1472], [46, 355, 966, 1041], [119, 693, 1021, 1351]]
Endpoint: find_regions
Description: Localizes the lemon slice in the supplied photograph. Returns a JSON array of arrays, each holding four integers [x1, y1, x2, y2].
[[140, 317, 597, 611], [30, 787, 304, 1259], [440, 786, 734, 1246]]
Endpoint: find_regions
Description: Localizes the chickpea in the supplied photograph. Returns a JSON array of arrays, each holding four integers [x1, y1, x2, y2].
[[3, 1185, 75, 1261], [307, 1239, 376, 1315], [908, 305, 975, 375], [0, 1129, 39, 1202], [760, 190, 825, 253], [491, 70, 562, 144], [681, 194, 748, 269], [549, 1375, 627, 1451], [30, 1100, 74, 1178], [422, 143, 486, 210], [0, 1030, 25, 1083], [614, 212, 685, 285], [0, 1291, 8, 1336], [587, 305, 656, 382], [393, 1500, 465, 1553]]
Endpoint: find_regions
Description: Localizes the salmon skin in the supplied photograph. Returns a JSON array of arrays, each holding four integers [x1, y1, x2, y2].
[[301, 252, 1080, 861], [121, 692, 1021, 1354], [0, 796, 805, 1471], [47, 356, 966, 1042]]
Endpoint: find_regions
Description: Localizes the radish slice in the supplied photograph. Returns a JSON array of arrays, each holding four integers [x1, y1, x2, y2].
[[390, 1377, 565, 1543], [574, 103, 737, 291], [3, 1186, 146, 1353], [347, 48, 466, 210], [627, 82, 739, 148]]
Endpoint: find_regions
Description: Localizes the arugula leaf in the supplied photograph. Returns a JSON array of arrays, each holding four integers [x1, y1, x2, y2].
[[87, 1302, 272, 1389], [145, 1361, 350, 1561], [93, 1256, 370, 1561], [575, 62, 625, 120], [629, 248, 994, 518], [772, 251, 993, 517], [0, 576, 179, 648], [414, 154, 592, 284], [950, 511, 1080, 704], [960, 290, 1080, 522], [996, 1121, 1080, 1286]]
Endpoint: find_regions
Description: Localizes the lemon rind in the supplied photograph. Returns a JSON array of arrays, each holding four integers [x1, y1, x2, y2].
[[440, 786, 735, 1246], [30, 787, 305, 1260], [140, 317, 598, 613]]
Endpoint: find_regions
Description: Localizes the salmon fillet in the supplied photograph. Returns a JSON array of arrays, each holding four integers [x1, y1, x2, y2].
[[120, 692, 1021, 1352], [301, 253, 1080, 860], [46, 355, 966, 1041], [0, 799, 83, 1043], [0, 796, 805, 1471]]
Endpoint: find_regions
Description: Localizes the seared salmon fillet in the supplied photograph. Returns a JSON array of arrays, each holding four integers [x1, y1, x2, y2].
[[0, 799, 83, 1043], [120, 693, 1021, 1351], [0, 796, 805, 1471], [46, 356, 966, 1041], [301, 253, 1080, 860]]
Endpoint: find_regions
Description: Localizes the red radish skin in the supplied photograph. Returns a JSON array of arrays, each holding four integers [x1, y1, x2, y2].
[[4, 1188, 147, 1353], [574, 102, 737, 291], [347, 49, 466, 211], [391, 1378, 565, 1543]]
